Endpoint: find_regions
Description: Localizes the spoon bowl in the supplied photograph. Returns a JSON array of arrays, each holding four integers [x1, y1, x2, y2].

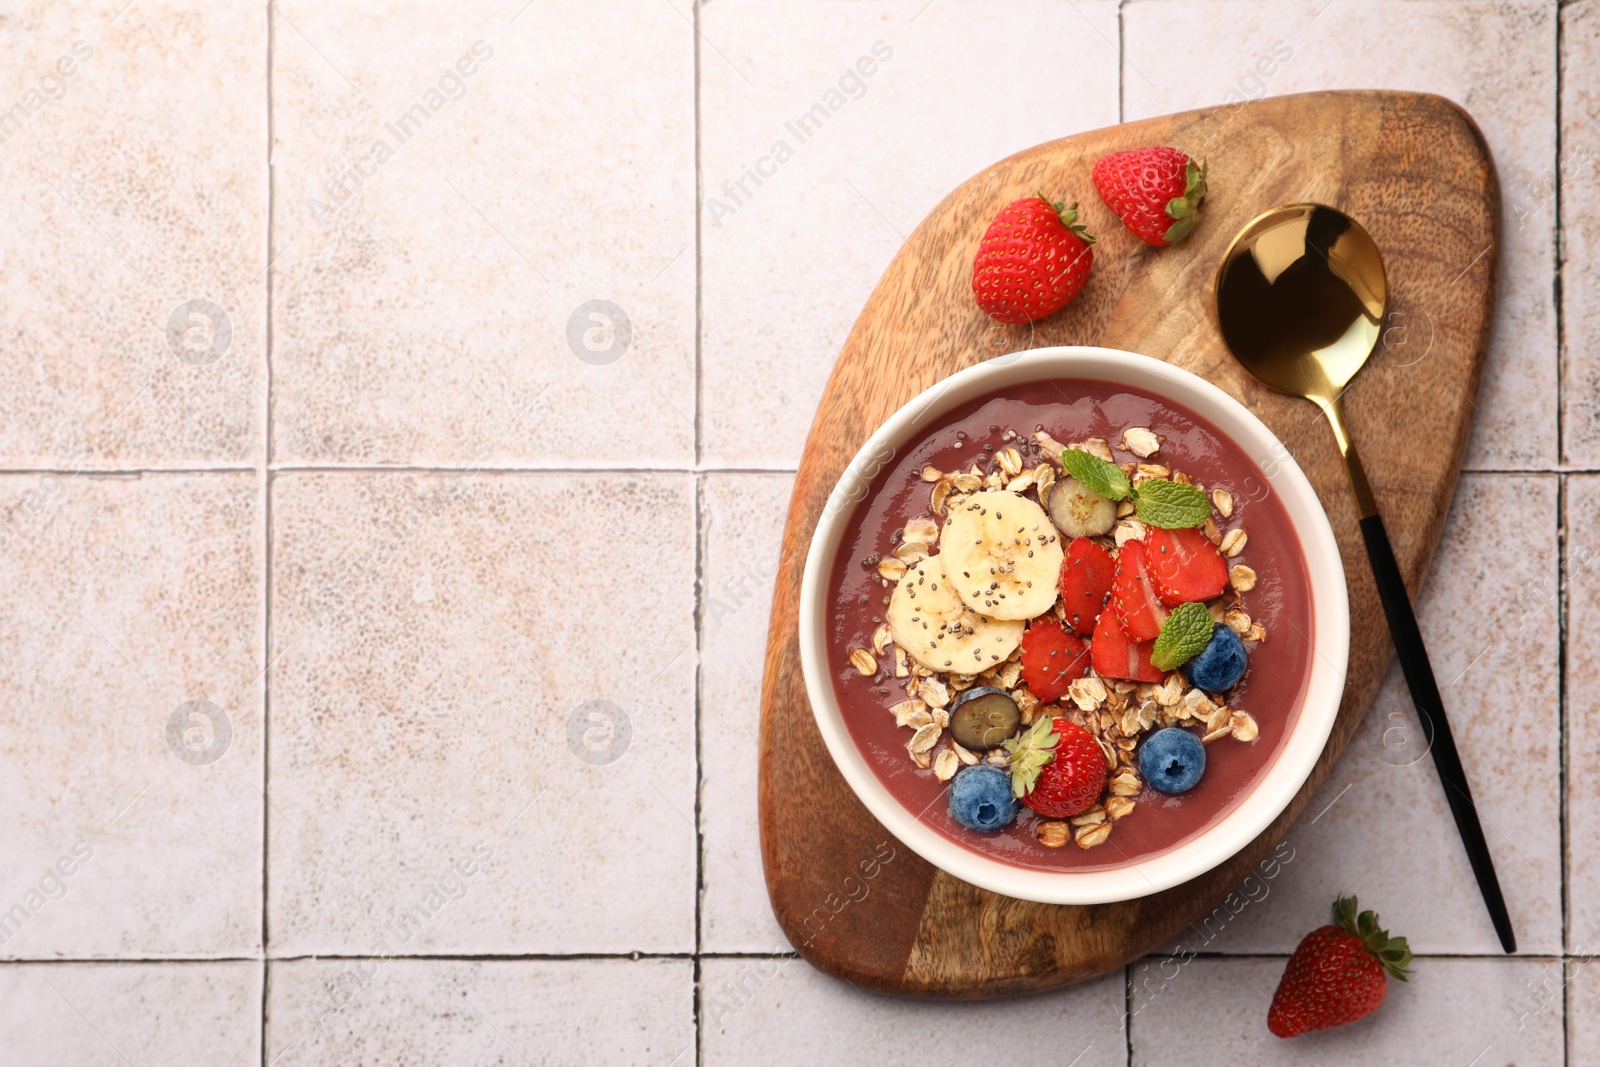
[[1216, 203, 1388, 411]]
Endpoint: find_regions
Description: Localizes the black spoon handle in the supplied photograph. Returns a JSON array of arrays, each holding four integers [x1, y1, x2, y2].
[[1358, 510, 1517, 953]]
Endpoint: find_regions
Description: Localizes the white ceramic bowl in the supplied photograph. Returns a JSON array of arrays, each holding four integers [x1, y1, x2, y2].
[[798, 345, 1348, 904]]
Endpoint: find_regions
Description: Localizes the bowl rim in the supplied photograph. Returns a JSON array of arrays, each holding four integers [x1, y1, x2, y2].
[[797, 345, 1349, 905]]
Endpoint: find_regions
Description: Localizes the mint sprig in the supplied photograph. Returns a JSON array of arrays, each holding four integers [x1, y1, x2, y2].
[[1002, 717, 1060, 798], [1060, 446, 1210, 529], [1062, 448, 1131, 502], [1133, 478, 1211, 529], [1151, 601, 1215, 671]]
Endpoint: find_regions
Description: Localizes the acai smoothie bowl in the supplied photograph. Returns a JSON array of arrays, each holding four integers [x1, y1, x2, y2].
[[798, 346, 1348, 904]]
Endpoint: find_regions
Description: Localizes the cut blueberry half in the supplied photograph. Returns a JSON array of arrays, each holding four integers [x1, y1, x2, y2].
[[948, 686, 1022, 751]]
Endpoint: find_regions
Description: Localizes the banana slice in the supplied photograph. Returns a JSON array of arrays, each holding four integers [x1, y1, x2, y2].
[[887, 554, 1024, 673], [1047, 476, 1116, 538], [939, 490, 1064, 620]]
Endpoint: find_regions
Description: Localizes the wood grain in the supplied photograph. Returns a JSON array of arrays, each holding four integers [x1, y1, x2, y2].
[[757, 90, 1499, 998]]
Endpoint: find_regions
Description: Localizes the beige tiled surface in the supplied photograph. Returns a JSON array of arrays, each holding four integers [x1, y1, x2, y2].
[[702, 959, 1128, 1067], [700, 472, 794, 951], [0, 962, 260, 1065], [1566, 953, 1600, 1063], [0, 0, 1590, 1062], [0, 3, 267, 468], [1129, 957, 1562, 1065], [266, 958, 693, 1066], [1124, 0, 1559, 471], [0, 473, 262, 958], [1564, 477, 1600, 949], [1562, 1, 1600, 464], [699, 0, 1122, 468], [1152, 475, 1562, 956], [266, 472, 696, 954], [269, 1, 695, 466]]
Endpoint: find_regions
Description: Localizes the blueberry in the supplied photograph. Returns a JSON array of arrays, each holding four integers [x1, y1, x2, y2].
[[1139, 727, 1206, 794], [1186, 624, 1248, 691], [947, 764, 1017, 832]]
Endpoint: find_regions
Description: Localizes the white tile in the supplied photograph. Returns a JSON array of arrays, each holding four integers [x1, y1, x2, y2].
[[266, 957, 692, 1066], [1149, 475, 1561, 955], [266, 472, 697, 954], [1564, 948, 1600, 1063], [1560, 0, 1600, 464], [0, 2, 266, 466], [700, 472, 794, 951], [702, 958, 1127, 1067], [1562, 476, 1600, 946], [1129, 956, 1561, 1065], [0, 961, 260, 1066], [1123, 0, 1558, 471], [700, 0, 1121, 468], [0, 473, 262, 958], [269, 1, 695, 466]]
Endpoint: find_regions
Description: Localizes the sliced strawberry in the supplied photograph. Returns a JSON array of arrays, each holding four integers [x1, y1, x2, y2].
[[1058, 537, 1117, 635], [1111, 539, 1168, 641], [1019, 617, 1091, 703], [1148, 527, 1229, 607], [1091, 607, 1165, 683]]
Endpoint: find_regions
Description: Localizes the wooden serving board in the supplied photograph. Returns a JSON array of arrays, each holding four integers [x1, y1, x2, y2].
[[757, 90, 1499, 997]]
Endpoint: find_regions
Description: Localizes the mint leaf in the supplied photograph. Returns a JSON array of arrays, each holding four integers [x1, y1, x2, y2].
[[1151, 602, 1215, 671], [1061, 448, 1131, 502], [1133, 479, 1210, 528], [1002, 717, 1060, 798]]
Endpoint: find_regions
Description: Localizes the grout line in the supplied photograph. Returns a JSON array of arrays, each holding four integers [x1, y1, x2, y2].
[[1116, 0, 1127, 125], [1122, 962, 1133, 1066], [0, 467, 258, 475], [1555, 8, 1569, 1060], [692, 0, 705, 474], [1560, 473, 1572, 1063], [0, 464, 1593, 478], [258, 957, 270, 1066], [0, 951, 796, 965], [0, 949, 1565, 965], [694, 474, 709, 1066], [263, 464, 781, 474], [691, 4, 706, 1064], [261, 5, 276, 1064], [1145, 951, 1567, 962]]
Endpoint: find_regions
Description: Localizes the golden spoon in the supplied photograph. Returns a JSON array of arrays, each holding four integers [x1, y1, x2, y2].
[[1214, 203, 1515, 953]]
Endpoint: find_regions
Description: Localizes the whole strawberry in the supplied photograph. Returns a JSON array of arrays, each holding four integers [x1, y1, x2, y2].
[[1091, 147, 1207, 247], [1268, 896, 1411, 1038], [971, 196, 1096, 324], [1022, 718, 1106, 818]]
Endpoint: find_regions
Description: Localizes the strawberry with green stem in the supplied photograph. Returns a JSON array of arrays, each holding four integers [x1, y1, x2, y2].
[[1004, 716, 1106, 819], [1268, 895, 1411, 1038], [1092, 146, 1208, 247], [971, 195, 1096, 325]]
